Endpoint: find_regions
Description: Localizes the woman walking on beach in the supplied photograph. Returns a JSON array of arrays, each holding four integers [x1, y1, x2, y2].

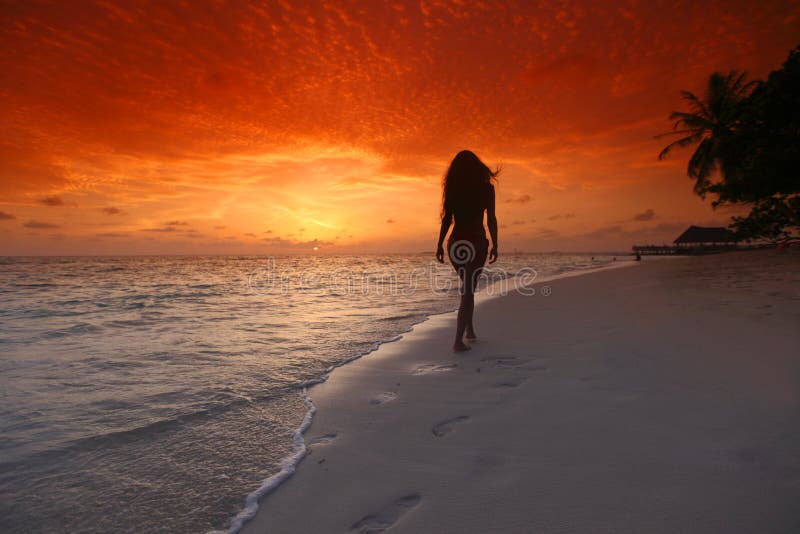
[[436, 150, 499, 352]]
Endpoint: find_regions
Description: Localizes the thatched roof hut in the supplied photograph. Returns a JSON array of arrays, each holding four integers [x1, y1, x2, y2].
[[674, 226, 737, 245]]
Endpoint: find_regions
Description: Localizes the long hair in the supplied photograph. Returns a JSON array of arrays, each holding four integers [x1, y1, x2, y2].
[[441, 150, 499, 218]]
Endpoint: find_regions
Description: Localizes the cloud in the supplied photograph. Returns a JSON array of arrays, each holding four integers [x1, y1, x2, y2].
[[23, 220, 60, 229], [214, 225, 227, 229], [632, 208, 655, 221], [137, 221, 191, 232], [0, 1, 793, 254], [580, 225, 625, 239], [532, 228, 561, 240], [96, 232, 128, 238], [547, 213, 576, 221], [4, 0, 790, 200], [39, 196, 76, 207], [505, 194, 532, 204], [261, 236, 334, 249], [139, 226, 180, 232], [575, 221, 690, 245], [244, 232, 257, 237], [0, 211, 16, 220], [102, 206, 124, 215], [386, 219, 395, 223]]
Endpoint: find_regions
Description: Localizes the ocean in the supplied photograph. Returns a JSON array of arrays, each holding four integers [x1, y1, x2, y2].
[[0, 253, 618, 533]]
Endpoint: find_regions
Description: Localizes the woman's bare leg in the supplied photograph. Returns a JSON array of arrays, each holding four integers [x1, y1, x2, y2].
[[465, 321, 477, 341], [465, 266, 481, 340], [453, 292, 474, 351], [453, 266, 476, 352]]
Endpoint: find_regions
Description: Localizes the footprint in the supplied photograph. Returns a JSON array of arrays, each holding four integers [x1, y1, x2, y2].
[[370, 392, 398, 405], [432, 415, 470, 437], [482, 356, 526, 368], [348, 494, 422, 533], [413, 363, 457, 375], [308, 432, 337, 446], [494, 375, 528, 388]]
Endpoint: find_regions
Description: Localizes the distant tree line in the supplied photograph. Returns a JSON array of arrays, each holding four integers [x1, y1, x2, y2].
[[658, 45, 799, 242]]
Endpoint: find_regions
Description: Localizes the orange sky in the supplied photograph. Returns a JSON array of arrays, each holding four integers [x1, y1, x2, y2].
[[1, 0, 798, 255]]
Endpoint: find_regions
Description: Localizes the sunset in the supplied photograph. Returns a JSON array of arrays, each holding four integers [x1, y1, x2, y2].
[[2, 0, 797, 254], [2, 2, 799, 533]]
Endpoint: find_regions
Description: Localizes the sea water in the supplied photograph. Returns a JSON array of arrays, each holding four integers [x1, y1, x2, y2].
[[0, 253, 617, 533]]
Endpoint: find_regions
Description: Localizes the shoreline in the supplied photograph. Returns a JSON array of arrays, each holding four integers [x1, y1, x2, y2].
[[217, 258, 636, 534], [222, 257, 642, 532], [239, 249, 800, 533]]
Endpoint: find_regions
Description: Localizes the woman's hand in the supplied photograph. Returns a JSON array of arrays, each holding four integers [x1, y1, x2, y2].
[[489, 246, 498, 264], [436, 244, 445, 263]]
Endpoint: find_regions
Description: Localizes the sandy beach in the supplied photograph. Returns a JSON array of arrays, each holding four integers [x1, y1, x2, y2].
[[240, 249, 800, 533]]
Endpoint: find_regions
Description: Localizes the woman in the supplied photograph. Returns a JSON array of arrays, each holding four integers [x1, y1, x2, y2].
[[435, 150, 499, 352]]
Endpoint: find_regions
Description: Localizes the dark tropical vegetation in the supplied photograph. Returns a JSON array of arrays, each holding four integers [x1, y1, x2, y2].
[[659, 45, 800, 242]]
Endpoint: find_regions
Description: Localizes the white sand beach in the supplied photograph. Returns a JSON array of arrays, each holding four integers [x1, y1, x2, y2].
[[241, 250, 800, 533]]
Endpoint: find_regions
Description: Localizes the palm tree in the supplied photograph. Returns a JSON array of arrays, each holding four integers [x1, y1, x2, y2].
[[657, 71, 756, 197]]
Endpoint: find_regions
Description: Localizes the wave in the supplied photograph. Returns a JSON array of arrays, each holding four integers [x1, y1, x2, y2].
[[377, 312, 423, 322], [221, 393, 316, 534], [43, 322, 103, 338], [104, 319, 152, 328], [221, 327, 417, 533], [0, 388, 292, 473], [221, 329, 408, 533]]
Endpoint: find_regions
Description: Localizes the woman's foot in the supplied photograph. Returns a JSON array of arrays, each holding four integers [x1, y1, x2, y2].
[[453, 341, 472, 352]]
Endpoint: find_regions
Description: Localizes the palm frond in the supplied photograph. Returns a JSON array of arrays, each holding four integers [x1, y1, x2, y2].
[[667, 111, 709, 130], [659, 69, 755, 178], [653, 128, 698, 140], [729, 70, 757, 97], [680, 90, 710, 118], [658, 133, 702, 160]]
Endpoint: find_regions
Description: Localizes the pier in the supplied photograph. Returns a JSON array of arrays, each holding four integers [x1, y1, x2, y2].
[[633, 225, 740, 255]]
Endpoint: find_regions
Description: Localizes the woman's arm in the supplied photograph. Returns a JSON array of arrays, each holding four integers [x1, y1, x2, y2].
[[436, 209, 452, 263], [487, 185, 498, 263]]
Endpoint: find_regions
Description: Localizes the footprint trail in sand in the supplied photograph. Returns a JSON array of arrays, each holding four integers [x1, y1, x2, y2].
[[348, 494, 422, 533]]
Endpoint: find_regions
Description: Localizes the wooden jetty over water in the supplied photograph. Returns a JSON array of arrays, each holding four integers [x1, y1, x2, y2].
[[633, 225, 740, 255]]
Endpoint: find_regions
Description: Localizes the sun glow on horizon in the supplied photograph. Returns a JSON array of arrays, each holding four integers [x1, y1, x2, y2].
[[1, 0, 797, 255]]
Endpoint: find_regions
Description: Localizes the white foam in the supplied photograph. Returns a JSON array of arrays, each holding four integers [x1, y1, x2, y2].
[[220, 391, 316, 534], [220, 332, 412, 534]]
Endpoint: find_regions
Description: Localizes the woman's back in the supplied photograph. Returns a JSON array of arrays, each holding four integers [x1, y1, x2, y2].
[[450, 182, 493, 234]]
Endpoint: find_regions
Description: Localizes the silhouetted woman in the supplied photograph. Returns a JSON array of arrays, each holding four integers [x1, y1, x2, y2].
[[436, 150, 499, 352]]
